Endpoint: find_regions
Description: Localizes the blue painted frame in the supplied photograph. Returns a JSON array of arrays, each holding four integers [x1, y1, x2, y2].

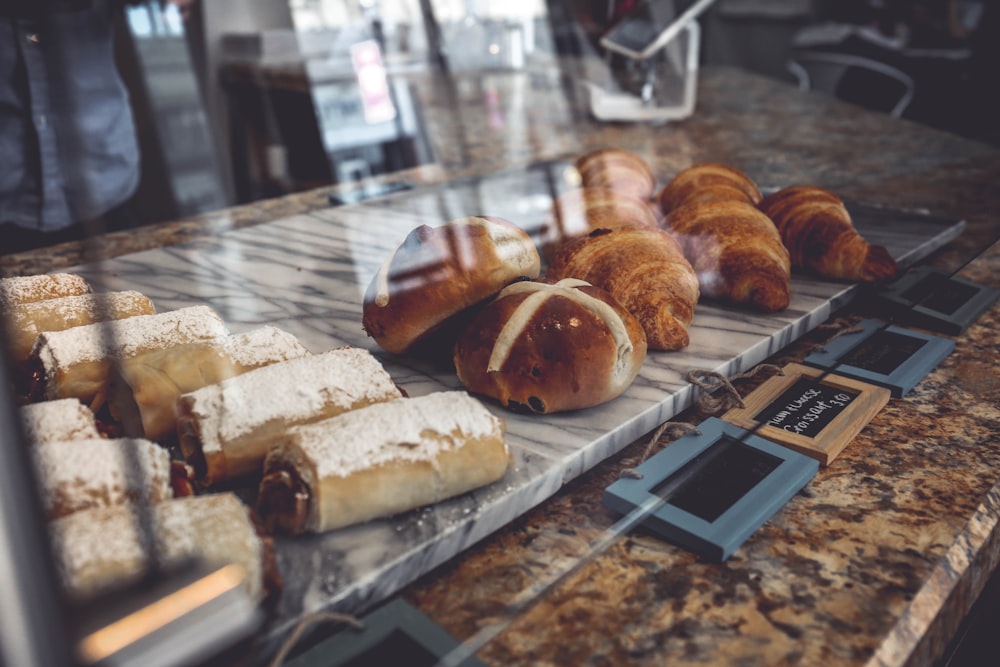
[[603, 417, 818, 562], [803, 318, 955, 397], [874, 265, 999, 335], [285, 598, 485, 667]]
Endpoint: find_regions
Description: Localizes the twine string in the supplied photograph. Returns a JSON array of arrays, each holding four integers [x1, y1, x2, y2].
[[811, 322, 865, 354], [687, 363, 784, 413], [620, 422, 701, 480], [620, 363, 785, 480], [267, 611, 364, 667]]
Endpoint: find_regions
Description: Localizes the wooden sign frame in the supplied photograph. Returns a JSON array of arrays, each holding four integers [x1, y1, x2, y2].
[[603, 417, 818, 562], [873, 265, 999, 335], [803, 319, 955, 397], [723, 363, 890, 466]]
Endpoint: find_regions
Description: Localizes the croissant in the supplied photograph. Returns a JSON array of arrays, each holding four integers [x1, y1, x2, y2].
[[574, 148, 658, 202], [665, 200, 791, 312], [657, 163, 762, 214], [546, 225, 699, 350], [759, 185, 898, 282], [543, 186, 660, 261]]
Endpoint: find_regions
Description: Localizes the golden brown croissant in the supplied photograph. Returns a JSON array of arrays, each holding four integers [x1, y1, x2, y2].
[[657, 163, 762, 214], [574, 148, 658, 202], [546, 226, 700, 350], [543, 186, 660, 261], [665, 200, 791, 312], [759, 185, 898, 282]]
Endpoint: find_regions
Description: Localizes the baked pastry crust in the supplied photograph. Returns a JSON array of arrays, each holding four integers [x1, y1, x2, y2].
[[575, 148, 658, 202], [546, 226, 699, 350], [33, 437, 173, 520], [362, 216, 541, 356], [665, 199, 791, 312], [176, 347, 402, 485], [453, 278, 647, 413], [759, 185, 898, 282], [0, 273, 91, 308], [49, 492, 275, 603], [4, 291, 155, 365], [28, 305, 229, 408], [657, 163, 762, 214], [108, 326, 309, 443], [257, 391, 509, 535], [543, 187, 661, 261], [20, 398, 101, 445]]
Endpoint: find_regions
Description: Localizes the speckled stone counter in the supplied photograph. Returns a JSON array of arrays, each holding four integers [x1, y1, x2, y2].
[[401, 238, 1000, 667], [3, 65, 999, 666]]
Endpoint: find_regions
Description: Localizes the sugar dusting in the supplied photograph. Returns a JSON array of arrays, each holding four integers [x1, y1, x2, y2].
[[279, 391, 506, 479], [32, 437, 172, 519], [20, 398, 101, 445], [0, 273, 91, 307], [33, 305, 229, 371], [184, 347, 402, 451], [12, 291, 153, 325], [49, 492, 263, 601], [221, 326, 310, 367]]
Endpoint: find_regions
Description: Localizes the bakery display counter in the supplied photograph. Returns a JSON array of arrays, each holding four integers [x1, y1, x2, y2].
[[38, 160, 962, 650], [3, 65, 1000, 666]]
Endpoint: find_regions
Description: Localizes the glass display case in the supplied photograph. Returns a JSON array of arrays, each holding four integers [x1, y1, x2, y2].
[[3, 2, 1000, 666]]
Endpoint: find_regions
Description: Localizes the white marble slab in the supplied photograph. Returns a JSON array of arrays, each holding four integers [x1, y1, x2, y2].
[[68, 163, 964, 649]]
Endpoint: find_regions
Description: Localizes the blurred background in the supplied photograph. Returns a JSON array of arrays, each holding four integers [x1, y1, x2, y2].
[[116, 0, 996, 223]]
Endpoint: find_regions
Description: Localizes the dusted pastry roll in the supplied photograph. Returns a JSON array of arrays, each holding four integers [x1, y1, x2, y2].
[[20, 398, 102, 445], [108, 326, 310, 443], [33, 437, 173, 520], [176, 347, 402, 485], [0, 273, 91, 308], [4, 291, 156, 364], [257, 391, 509, 535], [49, 492, 277, 603], [29, 305, 229, 408]]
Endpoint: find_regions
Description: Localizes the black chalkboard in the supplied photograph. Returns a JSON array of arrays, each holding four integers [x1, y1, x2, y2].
[[285, 599, 485, 667], [900, 271, 978, 315], [839, 329, 928, 376], [651, 435, 782, 522], [342, 630, 438, 667], [753, 377, 859, 439]]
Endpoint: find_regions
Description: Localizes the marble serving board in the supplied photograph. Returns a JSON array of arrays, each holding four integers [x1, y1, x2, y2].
[[69, 162, 964, 651]]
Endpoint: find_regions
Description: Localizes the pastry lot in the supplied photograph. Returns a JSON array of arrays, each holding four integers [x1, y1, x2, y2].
[[1, 273, 510, 606], [0, 149, 895, 610]]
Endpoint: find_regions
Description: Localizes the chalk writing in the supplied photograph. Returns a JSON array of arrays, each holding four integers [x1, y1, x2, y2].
[[754, 377, 859, 438]]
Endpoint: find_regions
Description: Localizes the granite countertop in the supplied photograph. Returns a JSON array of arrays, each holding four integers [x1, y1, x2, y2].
[[3, 65, 999, 666], [402, 238, 1000, 666]]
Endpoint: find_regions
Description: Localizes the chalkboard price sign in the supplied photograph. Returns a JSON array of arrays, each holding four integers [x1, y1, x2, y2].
[[754, 377, 859, 439], [723, 363, 890, 465], [871, 265, 999, 335], [900, 270, 978, 315], [603, 417, 818, 562], [652, 435, 782, 522], [839, 329, 927, 375], [803, 319, 956, 397]]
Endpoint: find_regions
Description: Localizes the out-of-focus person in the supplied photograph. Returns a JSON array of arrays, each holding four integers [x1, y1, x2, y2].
[[1, 0, 194, 255]]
